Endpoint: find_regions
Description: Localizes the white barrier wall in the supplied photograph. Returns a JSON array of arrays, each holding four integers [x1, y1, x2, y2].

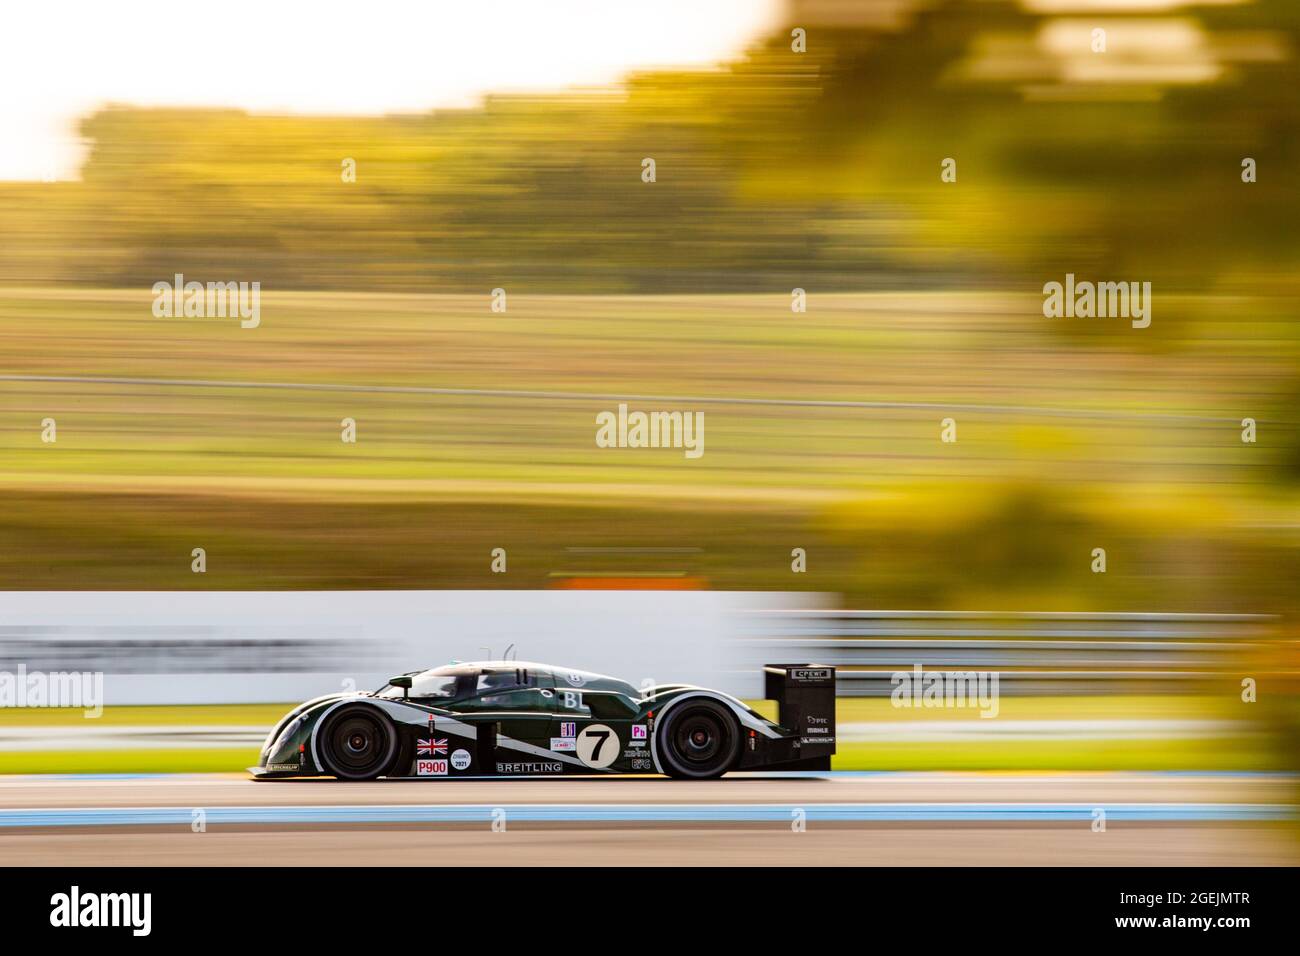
[[0, 591, 822, 705]]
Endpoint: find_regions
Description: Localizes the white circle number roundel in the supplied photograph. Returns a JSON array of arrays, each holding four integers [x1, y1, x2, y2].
[[576, 723, 619, 769]]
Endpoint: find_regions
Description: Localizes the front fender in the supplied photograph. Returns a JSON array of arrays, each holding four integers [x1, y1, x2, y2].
[[252, 693, 364, 777], [645, 688, 780, 775], [305, 696, 440, 777]]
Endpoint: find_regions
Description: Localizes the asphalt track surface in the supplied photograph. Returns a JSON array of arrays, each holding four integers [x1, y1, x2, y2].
[[0, 771, 1293, 865]]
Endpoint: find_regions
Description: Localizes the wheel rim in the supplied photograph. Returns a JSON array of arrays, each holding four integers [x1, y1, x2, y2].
[[670, 708, 731, 769], [326, 712, 391, 777]]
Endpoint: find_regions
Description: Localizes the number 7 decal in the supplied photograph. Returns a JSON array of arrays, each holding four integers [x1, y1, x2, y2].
[[576, 724, 619, 769]]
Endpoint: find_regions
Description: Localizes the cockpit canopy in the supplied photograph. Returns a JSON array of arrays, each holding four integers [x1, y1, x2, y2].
[[376, 662, 636, 703]]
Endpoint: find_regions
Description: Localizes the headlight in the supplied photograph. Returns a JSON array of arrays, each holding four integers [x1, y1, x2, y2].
[[263, 713, 306, 758]]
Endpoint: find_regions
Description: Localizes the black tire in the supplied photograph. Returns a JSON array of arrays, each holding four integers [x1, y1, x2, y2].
[[657, 698, 741, 780], [317, 705, 399, 781]]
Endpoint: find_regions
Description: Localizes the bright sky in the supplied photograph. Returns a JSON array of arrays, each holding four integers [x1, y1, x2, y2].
[[0, 0, 782, 181]]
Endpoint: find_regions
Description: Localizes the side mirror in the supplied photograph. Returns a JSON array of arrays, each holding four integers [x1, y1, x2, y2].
[[389, 676, 413, 699]]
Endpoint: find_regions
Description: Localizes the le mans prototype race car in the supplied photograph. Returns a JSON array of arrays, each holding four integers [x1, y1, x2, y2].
[[251, 661, 835, 780]]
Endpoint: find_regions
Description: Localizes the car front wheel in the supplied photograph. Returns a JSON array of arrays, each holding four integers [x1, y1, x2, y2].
[[318, 705, 398, 781]]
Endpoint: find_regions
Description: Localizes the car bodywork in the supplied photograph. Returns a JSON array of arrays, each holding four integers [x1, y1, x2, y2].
[[251, 661, 835, 779]]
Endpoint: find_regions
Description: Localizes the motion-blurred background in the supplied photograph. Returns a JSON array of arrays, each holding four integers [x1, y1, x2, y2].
[[0, 0, 1296, 787]]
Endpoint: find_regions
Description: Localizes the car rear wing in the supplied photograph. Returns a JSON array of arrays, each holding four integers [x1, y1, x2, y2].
[[763, 664, 836, 758]]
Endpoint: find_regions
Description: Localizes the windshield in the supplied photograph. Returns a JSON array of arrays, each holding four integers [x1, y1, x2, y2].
[[377, 664, 477, 700]]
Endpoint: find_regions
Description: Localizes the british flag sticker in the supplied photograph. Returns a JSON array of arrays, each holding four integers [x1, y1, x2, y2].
[[418, 738, 448, 756]]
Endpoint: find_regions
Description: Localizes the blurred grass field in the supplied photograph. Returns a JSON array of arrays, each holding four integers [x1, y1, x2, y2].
[[2, 289, 1297, 610], [0, 696, 1270, 775], [2, 289, 1294, 501]]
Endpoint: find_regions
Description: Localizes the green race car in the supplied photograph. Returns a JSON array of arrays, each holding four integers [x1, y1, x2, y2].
[[251, 660, 835, 780]]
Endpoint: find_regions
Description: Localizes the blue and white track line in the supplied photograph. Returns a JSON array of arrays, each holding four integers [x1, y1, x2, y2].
[[0, 802, 1290, 827]]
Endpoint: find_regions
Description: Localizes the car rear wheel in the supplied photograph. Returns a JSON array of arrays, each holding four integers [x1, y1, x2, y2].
[[657, 698, 740, 780], [318, 705, 398, 781]]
